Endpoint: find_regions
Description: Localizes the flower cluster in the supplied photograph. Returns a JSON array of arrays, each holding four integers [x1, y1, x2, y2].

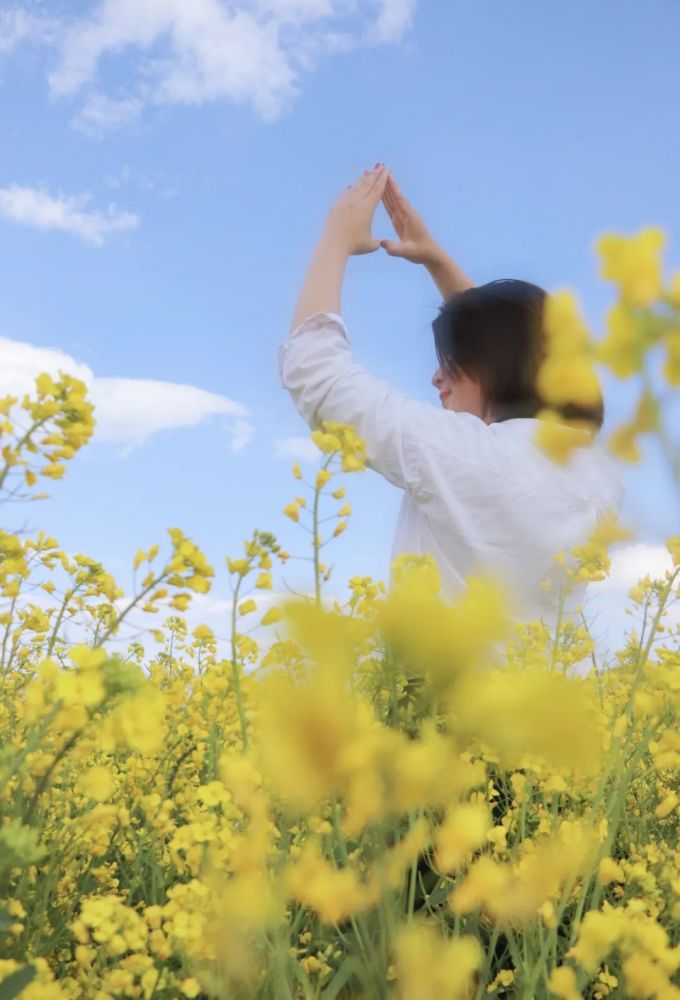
[[535, 227, 680, 465], [0, 233, 679, 999]]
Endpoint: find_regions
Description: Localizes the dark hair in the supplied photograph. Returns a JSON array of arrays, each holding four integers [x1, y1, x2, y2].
[[432, 279, 604, 428]]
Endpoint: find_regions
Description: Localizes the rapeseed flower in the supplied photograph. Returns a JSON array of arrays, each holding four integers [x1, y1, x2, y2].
[[596, 227, 665, 307]]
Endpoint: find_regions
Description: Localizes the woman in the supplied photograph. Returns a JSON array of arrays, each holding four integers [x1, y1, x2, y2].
[[278, 164, 623, 633]]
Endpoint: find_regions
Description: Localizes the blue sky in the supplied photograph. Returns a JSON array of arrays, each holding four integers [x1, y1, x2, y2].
[[0, 0, 678, 659]]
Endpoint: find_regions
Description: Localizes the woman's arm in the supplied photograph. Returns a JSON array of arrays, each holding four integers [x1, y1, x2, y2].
[[289, 166, 388, 334], [289, 232, 349, 334], [424, 245, 475, 299], [380, 171, 475, 298]]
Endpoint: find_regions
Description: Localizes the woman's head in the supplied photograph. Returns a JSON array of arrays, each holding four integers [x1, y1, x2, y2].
[[431, 279, 604, 428]]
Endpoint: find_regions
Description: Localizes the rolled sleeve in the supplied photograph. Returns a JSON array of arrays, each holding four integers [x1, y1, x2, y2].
[[278, 311, 429, 495]]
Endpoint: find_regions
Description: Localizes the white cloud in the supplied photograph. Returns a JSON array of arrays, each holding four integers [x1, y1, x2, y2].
[[42, 0, 416, 127], [0, 185, 139, 245], [90, 377, 251, 454], [104, 165, 178, 199], [0, 336, 253, 454], [0, 7, 55, 55], [72, 93, 143, 136], [363, 0, 417, 45], [590, 543, 674, 593], [49, 0, 301, 122], [229, 419, 255, 453], [274, 436, 322, 463], [584, 542, 678, 662]]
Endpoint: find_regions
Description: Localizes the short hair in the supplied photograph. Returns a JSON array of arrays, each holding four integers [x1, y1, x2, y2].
[[431, 279, 604, 428]]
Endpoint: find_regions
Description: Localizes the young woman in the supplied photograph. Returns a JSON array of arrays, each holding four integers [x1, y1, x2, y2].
[[278, 164, 623, 632]]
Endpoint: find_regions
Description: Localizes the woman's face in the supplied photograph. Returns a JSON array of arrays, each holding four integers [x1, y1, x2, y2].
[[431, 364, 491, 421]]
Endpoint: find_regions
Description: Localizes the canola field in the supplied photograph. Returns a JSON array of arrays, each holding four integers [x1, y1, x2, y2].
[[0, 230, 679, 999]]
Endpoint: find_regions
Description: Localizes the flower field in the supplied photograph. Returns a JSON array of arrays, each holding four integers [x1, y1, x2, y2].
[[0, 230, 679, 999]]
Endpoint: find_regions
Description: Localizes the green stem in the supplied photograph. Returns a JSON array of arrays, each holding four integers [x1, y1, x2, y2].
[[230, 570, 250, 751]]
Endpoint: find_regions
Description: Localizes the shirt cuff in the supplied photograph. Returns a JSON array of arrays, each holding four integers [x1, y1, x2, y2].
[[277, 311, 349, 382], [289, 311, 348, 341]]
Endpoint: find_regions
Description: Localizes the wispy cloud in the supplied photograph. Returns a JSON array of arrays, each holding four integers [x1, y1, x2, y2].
[[274, 436, 322, 463], [591, 543, 674, 593], [0, 6, 56, 55], [0, 185, 139, 245], [585, 542, 678, 662], [35, 0, 417, 129], [90, 377, 252, 456], [0, 336, 254, 455], [71, 93, 143, 137], [363, 0, 417, 45]]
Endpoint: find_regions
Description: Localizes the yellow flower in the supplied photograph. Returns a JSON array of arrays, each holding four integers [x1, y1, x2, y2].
[[332, 521, 347, 538], [331, 486, 346, 499], [596, 227, 665, 306], [78, 766, 115, 802], [596, 304, 646, 378], [341, 453, 366, 472], [192, 624, 214, 642], [565, 910, 621, 974], [454, 667, 603, 775], [631, 390, 659, 433], [291, 462, 302, 479], [99, 688, 167, 754], [55, 668, 105, 708], [534, 409, 595, 464], [70, 645, 107, 671], [226, 556, 250, 575], [433, 802, 492, 872], [598, 857, 625, 885], [311, 430, 342, 453], [489, 968, 516, 991], [283, 503, 299, 522], [255, 571, 272, 589], [282, 839, 379, 924], [654, 791, 679, 819], [663, 329, 680, 385], [621, 954, 670, 997], [35, 372, 57, 397], [608, 423, 641, 463], [667, 536, 680, 567], [316, 469, 332, 490], [337, 501, 352, 517], [41, 462, 66, 479], [668, 271, 680, 306], [260, 606, 283, 626], [238, 599, 257, 616], [547, 965, 581, 1000], [392, 918, 483, 1000], [538, 900, 556, 929]]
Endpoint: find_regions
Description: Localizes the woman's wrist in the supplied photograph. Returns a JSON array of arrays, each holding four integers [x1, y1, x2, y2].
[[425, 246, 475, 298], [422, 241, 447, 269]]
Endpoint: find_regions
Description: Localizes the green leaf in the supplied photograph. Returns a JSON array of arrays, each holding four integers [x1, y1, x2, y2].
[[0, 965, 37, 1000], [321, 956, 364, 999], [0, 907, 13, 932]]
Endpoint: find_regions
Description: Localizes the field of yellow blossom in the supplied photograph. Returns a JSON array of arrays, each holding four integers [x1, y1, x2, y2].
[[0, 229, 679, 999]]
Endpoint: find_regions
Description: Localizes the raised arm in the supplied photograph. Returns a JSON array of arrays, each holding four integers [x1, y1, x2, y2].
[[380, 171, 475, 299], [289, 165, 388, 334]]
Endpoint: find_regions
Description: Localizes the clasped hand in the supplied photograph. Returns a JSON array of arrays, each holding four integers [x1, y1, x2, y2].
[[322, 163, 389, 256]]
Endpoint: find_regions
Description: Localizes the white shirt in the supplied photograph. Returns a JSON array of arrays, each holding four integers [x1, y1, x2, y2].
[[278, 311, 624, 632]]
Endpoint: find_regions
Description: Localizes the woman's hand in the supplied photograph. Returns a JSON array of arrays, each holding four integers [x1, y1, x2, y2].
[[322, 165, 389, 256], [379, 171, 441, 265]]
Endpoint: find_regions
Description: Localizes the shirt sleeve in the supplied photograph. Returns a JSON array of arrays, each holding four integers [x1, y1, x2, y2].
[[277, 310, 476, 496]]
